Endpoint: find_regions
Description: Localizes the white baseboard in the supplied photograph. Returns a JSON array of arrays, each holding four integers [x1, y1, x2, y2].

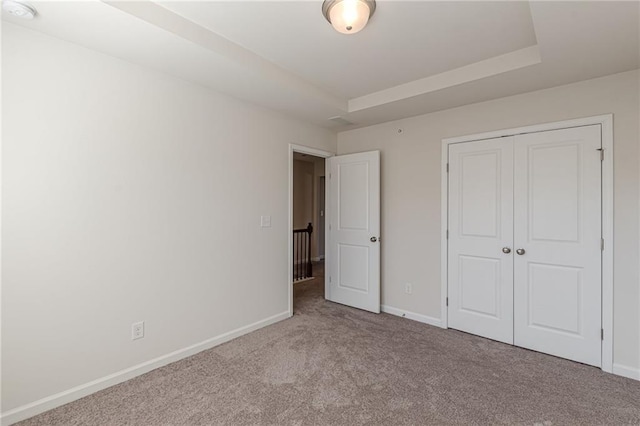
[[1, 311, 290, 426], [381, 305, 443, 328], [612, 363, 640, 381]]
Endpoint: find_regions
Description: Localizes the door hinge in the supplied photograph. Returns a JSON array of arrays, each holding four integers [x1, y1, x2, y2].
[[446, 230, 449, 239], [446, 163, 449, 173], [329, 173, 332, 179], [601, 238, 605, 251], [329, 276, 332, 283], [446, 297, 449, 307], [601, 328, 604, 340], [598, 148, 604, 162]]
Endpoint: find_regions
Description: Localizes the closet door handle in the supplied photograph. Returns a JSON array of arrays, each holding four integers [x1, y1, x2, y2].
[[502, 247, 511, 254], [516, 248, 526, 255]]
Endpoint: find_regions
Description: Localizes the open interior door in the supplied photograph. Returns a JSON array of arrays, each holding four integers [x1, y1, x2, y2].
[[325, 151, 380, 313]]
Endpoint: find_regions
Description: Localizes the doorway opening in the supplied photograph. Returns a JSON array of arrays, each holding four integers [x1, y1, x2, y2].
[[288, 145, 333, 317], [292, 152, 325, 283]]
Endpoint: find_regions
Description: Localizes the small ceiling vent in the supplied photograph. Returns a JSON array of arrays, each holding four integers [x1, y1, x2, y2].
[[328, 116, 355, 126]]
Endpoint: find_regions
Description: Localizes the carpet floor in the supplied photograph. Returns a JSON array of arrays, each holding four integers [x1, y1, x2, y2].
[[18, 267, 640, 425]]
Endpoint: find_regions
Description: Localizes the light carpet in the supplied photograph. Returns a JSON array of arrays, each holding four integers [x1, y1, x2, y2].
[[18, 268, 640, 425]]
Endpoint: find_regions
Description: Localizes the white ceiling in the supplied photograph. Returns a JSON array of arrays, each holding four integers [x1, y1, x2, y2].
[[159, 1, 537, 98], [2, 1, 639, 130]]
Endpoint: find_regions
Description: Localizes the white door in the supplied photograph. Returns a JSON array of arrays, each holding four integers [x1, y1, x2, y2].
[[448, 138, 515, 344], [513, 126, 602, 367], [326, 151, 380, 313]]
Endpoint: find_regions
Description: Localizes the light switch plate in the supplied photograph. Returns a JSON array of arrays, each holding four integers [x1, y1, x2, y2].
[[260, 215, 271, 228]]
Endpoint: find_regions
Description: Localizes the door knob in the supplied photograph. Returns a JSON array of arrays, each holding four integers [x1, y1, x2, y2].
[[516, 248, 526, 255], [502, 247, 511, 254], [370, 237, 377, 242]]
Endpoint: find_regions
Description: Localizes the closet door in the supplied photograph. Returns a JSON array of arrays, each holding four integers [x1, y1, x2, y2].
[[448, 137, 514, 344], [513, 125, 602, 367]]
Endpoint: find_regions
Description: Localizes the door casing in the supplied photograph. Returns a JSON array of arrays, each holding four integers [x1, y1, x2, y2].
[[440, 114, 614, 373]]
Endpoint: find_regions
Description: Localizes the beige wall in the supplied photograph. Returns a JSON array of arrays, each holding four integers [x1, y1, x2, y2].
[[1, 24, 336, 413], [338, 70, 640, 373]]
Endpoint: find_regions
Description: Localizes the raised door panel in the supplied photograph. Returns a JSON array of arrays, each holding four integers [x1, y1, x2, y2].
[[528, 143, 581, 243], [460, 152, 500, 238], [338, 162, 369, 231], [458, 255, 501, 318], [527, 263, 582, 336], [338, 244, 369, 293]]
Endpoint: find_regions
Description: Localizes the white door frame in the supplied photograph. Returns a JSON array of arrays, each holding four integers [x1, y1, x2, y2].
[[288, 144, 334, 317], [440, 114, 614, 373]]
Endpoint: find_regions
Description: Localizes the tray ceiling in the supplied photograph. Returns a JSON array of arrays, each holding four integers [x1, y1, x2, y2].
[[3, 1, 638, 129]]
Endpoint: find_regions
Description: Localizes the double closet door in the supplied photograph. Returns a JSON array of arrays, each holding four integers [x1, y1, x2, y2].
[[447, 125, 602, 367]]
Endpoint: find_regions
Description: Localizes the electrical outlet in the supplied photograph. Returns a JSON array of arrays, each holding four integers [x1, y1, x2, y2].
[[132, 321, 144, 340], [405, 283, 412, 294]]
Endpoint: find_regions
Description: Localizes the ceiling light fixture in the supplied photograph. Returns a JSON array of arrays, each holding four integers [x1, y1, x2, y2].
[[322, 0, 375, 35], [2, 0, 37, 19]]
